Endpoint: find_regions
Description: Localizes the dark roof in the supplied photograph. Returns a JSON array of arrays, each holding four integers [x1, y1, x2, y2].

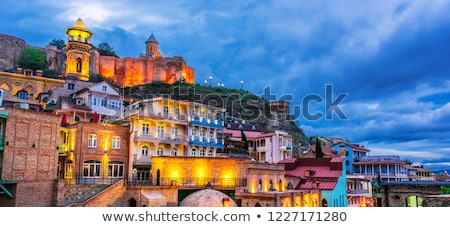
[[146, 33, 158, 43]]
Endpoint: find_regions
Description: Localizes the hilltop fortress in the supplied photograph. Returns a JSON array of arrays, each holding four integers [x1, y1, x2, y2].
[[0, 18, 195, 87]]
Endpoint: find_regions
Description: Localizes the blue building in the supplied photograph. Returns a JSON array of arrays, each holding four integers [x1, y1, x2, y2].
[[332, 142, 370, 174], [188, 102, 225, 157]]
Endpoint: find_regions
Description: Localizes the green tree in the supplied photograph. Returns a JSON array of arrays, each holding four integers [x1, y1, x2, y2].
[[49, 39, 65, 49], [18, 47, 49, 71], [240, 128, 249, 150], [315, 137, 324, 158], [96, 42, 118, 57]]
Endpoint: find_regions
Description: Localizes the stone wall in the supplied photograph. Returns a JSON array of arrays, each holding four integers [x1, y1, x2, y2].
[[0, 34, 27, 71], [380, 183, 443, 207]]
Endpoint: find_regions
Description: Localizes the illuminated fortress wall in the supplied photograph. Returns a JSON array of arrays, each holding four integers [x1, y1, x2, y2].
[[95, 55, 194, 87]]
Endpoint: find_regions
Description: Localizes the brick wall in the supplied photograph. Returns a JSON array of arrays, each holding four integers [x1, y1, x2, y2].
[[2, 107, 60, 206]]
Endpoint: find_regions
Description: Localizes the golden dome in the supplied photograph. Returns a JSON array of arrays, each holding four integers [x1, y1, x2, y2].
[[74, 18, 86, 29]]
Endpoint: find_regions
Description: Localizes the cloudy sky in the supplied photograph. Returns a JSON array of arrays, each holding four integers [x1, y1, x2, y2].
[[1, 0, 450, 171]]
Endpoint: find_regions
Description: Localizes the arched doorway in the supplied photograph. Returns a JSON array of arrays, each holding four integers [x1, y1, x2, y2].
[[156, 169, 160, 186], [129, 198, 137, 207]]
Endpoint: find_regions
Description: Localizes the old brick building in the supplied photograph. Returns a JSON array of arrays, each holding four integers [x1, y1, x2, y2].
[[0, 107, 60, 206]]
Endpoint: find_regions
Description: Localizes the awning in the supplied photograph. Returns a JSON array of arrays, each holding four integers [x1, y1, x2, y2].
[[0, 111, 8, 119], [0, 180, 15, 199]]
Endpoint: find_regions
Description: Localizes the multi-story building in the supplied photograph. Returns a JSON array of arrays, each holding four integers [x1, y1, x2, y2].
[[188, 102, 225, 157], [332, 141, 370, 174], [57, 122, 129, 186], [0, 107, 60, 206], [123, 97, 190, 184], [280, 157, 347, 207], [346, 174, 374, 207], [222, 122, 293, 163], [353, 155, 409, 182]]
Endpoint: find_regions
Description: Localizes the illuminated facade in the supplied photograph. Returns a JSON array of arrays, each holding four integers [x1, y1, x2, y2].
[[65, 18, 93, 81], [57, 122, 129, 184], [124, 97, 190, 183]]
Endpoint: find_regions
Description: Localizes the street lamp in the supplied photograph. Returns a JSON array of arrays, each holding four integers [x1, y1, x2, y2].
[[209, 75, 213, 86], [204, 79, 208, 85], [240, 80, 244, 90]]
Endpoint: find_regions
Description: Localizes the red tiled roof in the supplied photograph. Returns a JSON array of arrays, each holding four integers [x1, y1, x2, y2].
[[285, 166, 342, 178], [278, 158, 297, 164], [340, 141, 370, 151], [354, 161, 407, 165], [222, 128, 274, 139], [295, 181, 337, 190]]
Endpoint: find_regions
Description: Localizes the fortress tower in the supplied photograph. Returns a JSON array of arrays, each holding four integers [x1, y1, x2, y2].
[[65, 18, 93, 81]]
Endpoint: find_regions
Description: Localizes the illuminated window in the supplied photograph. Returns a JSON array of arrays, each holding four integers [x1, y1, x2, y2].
[[157, 147, 164, 156], [76, 57, 82, 72], [83, 160, 101, 177], [112, 136, 120, 149], [88, 134, 97, 147], [141, 146, 149, 156]]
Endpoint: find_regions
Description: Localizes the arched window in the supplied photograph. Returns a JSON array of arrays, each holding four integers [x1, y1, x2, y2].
[[287, 182, 294, 190], [17, 91, 27, 100], [208, 149, 214, 157], [199, 148, 205, 156], [157, 147, 164, 156], [258, 179, 262, 190], [172, 148, 178, 156], [191, 148, 196, 156], [76, 57, 82, 72], [141, 146, 149, 156]]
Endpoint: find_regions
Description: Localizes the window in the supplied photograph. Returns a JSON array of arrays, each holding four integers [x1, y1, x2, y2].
[[76, 57, 82, 72], [76, 98, 82, 105], [68, 83, 75, 90], [101, 99, 107, 107], [157, 126, 164, 138], [172, 148, 178, 156], [112, 136, 120, 149], [172, 128, 178, 140], [191, 127, 197, 136], [199, 148, 205, 156], [157, 147, 164, 156], [88, 134, 97, 147], [88, 95, 92, 106], [102, 85, 107, 92], [208, 149, 214, 157], [108, 162, 124, 177], [191, 148, 196, 156], [163, 106, 169, 117], [142, 124, 149, 135], [17, 91, 27, 100], [83, 160, 101, 177], [141, 146, 149, 156]]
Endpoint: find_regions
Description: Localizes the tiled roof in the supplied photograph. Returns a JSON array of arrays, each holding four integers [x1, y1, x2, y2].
[[354, 161, 407, 165], [337, 141, 370, 151], [285, 166, 342, 178], [295, 181, 337, 190], [221, 128, 276, 139]]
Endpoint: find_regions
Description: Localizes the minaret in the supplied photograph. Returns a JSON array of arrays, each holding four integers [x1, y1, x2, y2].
[[145, 33, 162, 57], [65, 18, 93, 81]]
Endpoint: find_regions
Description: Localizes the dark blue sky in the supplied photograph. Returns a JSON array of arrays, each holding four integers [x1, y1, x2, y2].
[[1, 0, 450, 171]]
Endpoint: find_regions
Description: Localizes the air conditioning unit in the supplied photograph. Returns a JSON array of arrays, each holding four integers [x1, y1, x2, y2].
[[13, 103, 29, 109]]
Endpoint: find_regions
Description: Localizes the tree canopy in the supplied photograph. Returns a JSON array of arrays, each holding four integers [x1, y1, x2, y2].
[[18, 47, 49, 71], [49, 39, 65, 49], [96, 42, 118, 57]]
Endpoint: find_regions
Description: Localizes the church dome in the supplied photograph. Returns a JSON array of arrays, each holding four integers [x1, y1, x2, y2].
[[74, 18, 86, 29], [180, 189, 238, 207]]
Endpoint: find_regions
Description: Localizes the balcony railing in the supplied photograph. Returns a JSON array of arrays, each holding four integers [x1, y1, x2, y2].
[[189, 136, 223, 146], [59, 172, 122, 185], [126, 174, 246, 188], [347, 189, 369, 195], [134, 133, 187, 144], [190, 115, 223, 127]]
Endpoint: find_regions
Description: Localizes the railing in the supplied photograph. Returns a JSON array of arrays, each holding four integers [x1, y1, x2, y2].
[[134, 133, 187, 144], [59, 172, 122, 185], [126, 174, 246, 188], [189, 136, 223, 146], [347, 189, 369, 195], [190, 115, 223, 127]]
